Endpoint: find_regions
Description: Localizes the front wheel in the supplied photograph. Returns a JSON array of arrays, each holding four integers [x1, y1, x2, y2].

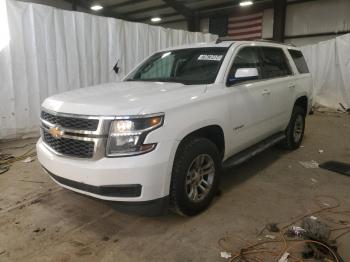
[[170, 137, 221, 216], [280, 105, 306, 150]]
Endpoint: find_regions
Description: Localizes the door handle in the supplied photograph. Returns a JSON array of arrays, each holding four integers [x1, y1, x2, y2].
[[288, 83, 296, 89], [262, 89, 271, 95]]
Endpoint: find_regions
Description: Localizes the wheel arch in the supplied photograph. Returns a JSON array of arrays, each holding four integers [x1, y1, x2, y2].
[[294, 95, 308, 115], [175, 125, 225, 160]]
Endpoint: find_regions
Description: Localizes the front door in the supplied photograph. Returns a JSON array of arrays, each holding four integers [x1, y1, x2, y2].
[[225, 46, 274, 155]]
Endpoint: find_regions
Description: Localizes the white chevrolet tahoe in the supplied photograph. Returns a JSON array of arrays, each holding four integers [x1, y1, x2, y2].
[[37, 40, 312, 216]]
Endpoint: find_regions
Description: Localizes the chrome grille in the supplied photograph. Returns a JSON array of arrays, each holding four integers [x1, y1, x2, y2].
[[40, 109, 112, 159], [42, 129, 94, 158], [41, 111, 99, 131]]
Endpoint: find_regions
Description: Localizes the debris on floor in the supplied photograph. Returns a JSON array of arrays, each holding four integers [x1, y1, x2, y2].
[[302, 217, 330, 242], [101, 236, 110, 241], [0, 165, 10, 175], [286, 226, 306, 237], [301, 216, 344, 261], [264, 234, 276, 239], [0, 146, 37, 174], [278, 252, 290, 262], [219, 196, 350, 261], [33, 227, 46, 233], [313, 104, 349, 114], [339, 103, 350, 113], [319, 161, 350, 177], [266, 222, 280, 233], [0, 153, 14, 161], [0, 142, 36, 151], [318, 149, 324, 154], [18, 179, 45, 184], [22, 156, 36, 163], [311, 178, 318, 183], [220, 251, 232, 259], [299, 160, 319, 169]]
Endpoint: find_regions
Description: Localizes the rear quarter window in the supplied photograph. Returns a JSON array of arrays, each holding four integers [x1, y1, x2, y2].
[[288, 49, 309, 74]]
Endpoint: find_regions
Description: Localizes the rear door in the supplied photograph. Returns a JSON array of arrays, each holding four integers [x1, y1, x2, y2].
[[259, 46, 295, 132]]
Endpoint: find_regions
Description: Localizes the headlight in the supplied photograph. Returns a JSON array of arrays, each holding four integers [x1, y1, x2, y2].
[[106, 113, 164, 157]]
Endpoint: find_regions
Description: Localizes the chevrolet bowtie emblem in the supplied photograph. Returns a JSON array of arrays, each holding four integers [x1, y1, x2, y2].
[[49, 126, 64, 138]]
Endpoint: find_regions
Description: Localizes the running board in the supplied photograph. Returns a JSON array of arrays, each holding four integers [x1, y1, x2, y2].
[[222, 132, 285, 168]]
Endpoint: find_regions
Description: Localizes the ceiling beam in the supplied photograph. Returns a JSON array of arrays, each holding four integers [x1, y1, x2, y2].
[[177, 0, 206, 4], [197, 0, 322, 18], [288, 0, 322, 5], [162, 0, 193, 18], [123, 4, 169, 16], [200, 0, 273, 18], [104, 0, 150, 10], [65, 0, 133, 21], [160, 18, 187, 25], [162, 0, 200, 31], [136, 12, 180, 22], [195, 0, 269, 12]]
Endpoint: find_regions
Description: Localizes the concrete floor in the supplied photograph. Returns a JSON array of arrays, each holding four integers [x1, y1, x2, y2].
[[0, 112, 349, 262]]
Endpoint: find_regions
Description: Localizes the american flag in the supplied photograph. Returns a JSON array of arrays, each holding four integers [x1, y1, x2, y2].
[[227, 12, 263, 40]]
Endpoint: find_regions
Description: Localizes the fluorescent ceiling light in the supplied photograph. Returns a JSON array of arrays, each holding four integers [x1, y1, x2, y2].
[[90, 4, 103, 11], [239, 1, 253, 6], [151, 17, 162, 23]]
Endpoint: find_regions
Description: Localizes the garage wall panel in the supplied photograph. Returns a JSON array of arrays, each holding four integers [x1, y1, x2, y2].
[[0, 0, 217, 139], [262, 0, 350, 45], [286, 0, 350, 37], [301, 33, 350, 109]]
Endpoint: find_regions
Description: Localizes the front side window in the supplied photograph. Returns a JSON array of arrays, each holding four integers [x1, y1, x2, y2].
[[126, 48, 228, 85], [288, 49, 309, 74], [260, 47, 292, 79], [227, 47, 261, 85]]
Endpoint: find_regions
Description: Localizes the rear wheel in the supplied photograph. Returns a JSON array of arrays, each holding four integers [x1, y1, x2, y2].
[[280, 105, 306, 150], [170, 137, 221, 216]]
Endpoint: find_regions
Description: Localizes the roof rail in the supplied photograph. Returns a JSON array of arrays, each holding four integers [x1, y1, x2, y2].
[[254, 39, 296, 47], [215, 36, 235, 44], [216, 37, 296, 47]]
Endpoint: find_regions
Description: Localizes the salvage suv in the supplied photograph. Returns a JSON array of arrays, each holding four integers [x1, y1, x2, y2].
[[37, 40, 312, 216]]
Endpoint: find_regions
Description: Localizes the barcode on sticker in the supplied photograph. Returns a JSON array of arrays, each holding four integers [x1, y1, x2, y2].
[[198, 55, 223, 61]]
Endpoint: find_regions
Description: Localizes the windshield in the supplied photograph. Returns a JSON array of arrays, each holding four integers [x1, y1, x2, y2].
[[126, 48, 228, 85]]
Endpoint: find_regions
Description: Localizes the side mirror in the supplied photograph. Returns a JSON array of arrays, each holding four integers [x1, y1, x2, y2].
[[227, 68, 259, 86]]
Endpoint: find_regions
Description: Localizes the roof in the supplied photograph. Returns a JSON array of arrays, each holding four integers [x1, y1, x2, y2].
[[158, 40, 300, 53], [158, 41, 233, 52]]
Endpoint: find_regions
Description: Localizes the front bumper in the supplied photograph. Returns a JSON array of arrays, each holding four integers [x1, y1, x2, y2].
[[37, 138, 174, 202]]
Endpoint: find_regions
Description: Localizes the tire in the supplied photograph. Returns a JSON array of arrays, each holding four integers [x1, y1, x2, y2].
[[170, 137, 221, 216], [280, 105, 306, 150]]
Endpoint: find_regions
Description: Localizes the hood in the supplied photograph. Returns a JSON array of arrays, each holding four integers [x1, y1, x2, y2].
[[42, 81, 206, 116]]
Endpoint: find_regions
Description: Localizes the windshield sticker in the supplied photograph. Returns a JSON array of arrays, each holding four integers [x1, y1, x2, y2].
[[198, 54, 223, 61]]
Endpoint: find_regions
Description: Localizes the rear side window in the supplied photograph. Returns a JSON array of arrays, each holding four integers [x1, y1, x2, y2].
[[260, 47, 292, 79], [288, 49, 309, 74]]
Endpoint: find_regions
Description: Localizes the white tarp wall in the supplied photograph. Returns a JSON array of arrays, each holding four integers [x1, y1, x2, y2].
[[301, 34, 350, 110], [0, 0, 217, 139]]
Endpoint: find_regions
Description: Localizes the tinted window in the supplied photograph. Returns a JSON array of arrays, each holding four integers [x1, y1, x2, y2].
[[260, 47, 292, 79], [127, 48, 227, 85], [288, 49, 309, 74], [227, 47, 261, 85]]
